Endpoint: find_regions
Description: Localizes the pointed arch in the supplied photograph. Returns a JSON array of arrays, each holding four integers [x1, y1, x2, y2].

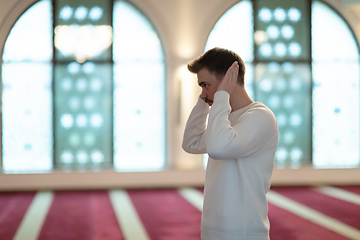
[[1, 0, 166, 172], [204, 0, 360, 168]]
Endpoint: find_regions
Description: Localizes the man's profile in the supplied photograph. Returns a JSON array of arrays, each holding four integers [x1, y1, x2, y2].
[[182, 47, 279, 240]]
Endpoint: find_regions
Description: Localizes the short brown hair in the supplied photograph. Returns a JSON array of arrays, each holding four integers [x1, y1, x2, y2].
[[187, 47, 245, 85]]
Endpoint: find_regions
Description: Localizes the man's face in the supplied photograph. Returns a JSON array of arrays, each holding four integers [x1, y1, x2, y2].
[[197, 68, 221, 106]]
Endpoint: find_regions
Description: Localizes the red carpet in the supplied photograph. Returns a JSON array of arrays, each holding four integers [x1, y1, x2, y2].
[[128, 189, 201, 240], [0, 186, 359, 240], [0, 192, 35, 240], [38, 191, 124, 240], [268, 203, 349, 240], [340, 186, 360, 195], [272, 187, 360, 230]]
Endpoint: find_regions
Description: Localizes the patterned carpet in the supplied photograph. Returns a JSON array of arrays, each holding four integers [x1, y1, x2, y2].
[[0, 186, 359, 240]]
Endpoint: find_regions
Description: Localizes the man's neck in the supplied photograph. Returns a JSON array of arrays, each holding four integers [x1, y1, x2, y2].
[[229, 85, 254, 112]]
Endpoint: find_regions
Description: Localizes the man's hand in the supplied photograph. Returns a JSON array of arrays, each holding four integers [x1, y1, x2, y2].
[[216, 61, 239, 95]]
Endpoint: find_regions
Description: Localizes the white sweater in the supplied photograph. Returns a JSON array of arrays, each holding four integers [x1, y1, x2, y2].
[[182, 91, 279, 240]]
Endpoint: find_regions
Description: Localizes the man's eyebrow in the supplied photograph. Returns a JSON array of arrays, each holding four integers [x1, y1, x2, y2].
[[198, 81, 205, 87]]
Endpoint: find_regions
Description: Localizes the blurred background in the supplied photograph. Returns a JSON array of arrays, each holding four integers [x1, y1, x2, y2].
[[0, 0, 360, 190]]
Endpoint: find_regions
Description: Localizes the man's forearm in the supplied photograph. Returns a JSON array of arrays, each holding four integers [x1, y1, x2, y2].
[[182, 97, 209, 154]]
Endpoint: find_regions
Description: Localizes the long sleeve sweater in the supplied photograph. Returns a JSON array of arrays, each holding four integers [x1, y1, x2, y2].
[[182, 91, 279, 240]]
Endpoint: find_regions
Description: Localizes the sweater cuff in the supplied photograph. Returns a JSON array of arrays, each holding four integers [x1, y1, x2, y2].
[[214, 90, 230, 104], [212, 91, 231, 113]]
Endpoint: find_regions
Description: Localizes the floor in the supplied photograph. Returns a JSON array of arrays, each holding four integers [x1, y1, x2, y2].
[[0, 186, 359, 240]]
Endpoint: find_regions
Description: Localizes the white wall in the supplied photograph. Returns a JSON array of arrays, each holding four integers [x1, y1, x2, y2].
[[0, 0, 360, 190]]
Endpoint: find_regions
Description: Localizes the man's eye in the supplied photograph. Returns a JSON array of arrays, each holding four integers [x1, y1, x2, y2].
[[204, 84, 209, 87]]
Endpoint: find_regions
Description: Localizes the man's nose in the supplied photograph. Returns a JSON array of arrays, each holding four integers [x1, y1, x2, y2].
[[200, 90, 206, 100]]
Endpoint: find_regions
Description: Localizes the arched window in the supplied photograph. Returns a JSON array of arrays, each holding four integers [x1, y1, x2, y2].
[[1, 0, 166, 172], [311, 2, 359, 168], [113, 1, 166, 170], [205, 0, 360, 168], [2, 0, 53, 172]]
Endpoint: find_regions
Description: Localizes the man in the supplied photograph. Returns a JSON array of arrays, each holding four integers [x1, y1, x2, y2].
[[182, 47, 279, 240]]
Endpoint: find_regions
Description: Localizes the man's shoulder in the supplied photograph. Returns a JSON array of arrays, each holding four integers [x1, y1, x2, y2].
[[239, 102, 278, 127], [246, 102, 275, 116]]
